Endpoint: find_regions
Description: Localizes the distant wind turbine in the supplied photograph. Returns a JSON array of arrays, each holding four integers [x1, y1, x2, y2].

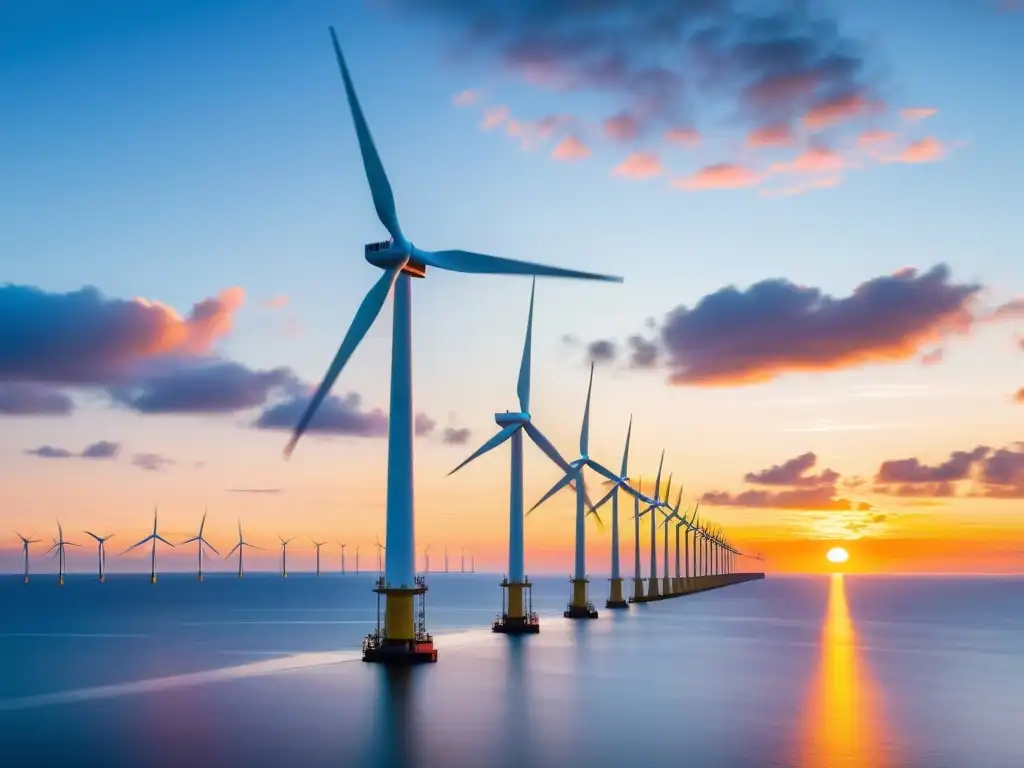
[[444, 544, 449, 573], [45, 521, 79, 585], [122, 507, 174, 584], [638, 455, 668, 598], [423, 543, 430, 573], [355, 544, 360, 573], [226, 520, 262, 578], [336, 541, 347, 574], [14, 531, 40, 584], [374, 535, 385, 573], [312, 540, 326, 577], [84, 530, 115, 582], [278, 534, 295, 577], [181, 510, 219, 582]]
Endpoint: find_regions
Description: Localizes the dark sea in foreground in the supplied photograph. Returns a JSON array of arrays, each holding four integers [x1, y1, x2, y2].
[[1, 573, 1022, 767]]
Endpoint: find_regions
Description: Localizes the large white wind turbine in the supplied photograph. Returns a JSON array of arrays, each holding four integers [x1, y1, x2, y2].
[[279, 535, 296, 577], [448, 279, 575, 632], [637, 455, 668, 598], [122, 507, 174, 584], [659, 489, 686, 594], [592, 416, 647, 609], [84, 530, 115, 582], [45, 521, 79, 586], [181, 510, 219, 582], [529, 363, 621, 619], [282, 27, 622, 660], [14, 532, 40, 584], [226, 520, 262, 579]]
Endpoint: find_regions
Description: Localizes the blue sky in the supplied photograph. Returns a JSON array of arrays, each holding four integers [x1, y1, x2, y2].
[[1, 0, 1022, 573]]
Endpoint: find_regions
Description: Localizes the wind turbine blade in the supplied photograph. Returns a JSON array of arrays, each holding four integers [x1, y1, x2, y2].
[[579, 474, 601, 525], [199, 509, 207, 536], [653, 450, 665, 502], [284, 266, 400, 458], [416, 249, 623, 283], [226, 543, 241, 559], [122, 535, 153, 554], [448, 425, 518, 476], [202, 539, 220, 556], [591, 485, 618, 512], [580, 363, 594, 457], [84, 531, 102, 542], [181, 536, 199, 545], [155, 535, 175, 547], [517, 277, 536, 413], [328, 27, 404, 242], [527, 471, 574, 514], [585, 458, 621, 487], [620, 414, 632, 477], [522, 422, 573, 475]]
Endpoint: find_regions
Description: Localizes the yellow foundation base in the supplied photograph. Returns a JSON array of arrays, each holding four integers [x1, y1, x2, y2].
[[647, 578, 660, 598], [364, 583, 437, 664], [606, 577, 628, 609], [632, 577, 645, 600], [564, 577, 598, 619]]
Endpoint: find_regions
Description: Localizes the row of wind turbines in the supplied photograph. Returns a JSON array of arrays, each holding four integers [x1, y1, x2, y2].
[[13, 514, 479, 584]]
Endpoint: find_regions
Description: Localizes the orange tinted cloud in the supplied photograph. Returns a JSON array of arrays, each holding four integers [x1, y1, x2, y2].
[[603, 111, 640, 141], [551, 136, 590, 161], [900, 106, 938, 122], [1016, 387, 1024, 402], [664, 126, 700, 146], [452, 89, 479, 106], [505, 113, 575, 150], [771, 146, 845, 174], [262, 294, 288, 309], [674, 163, 763, 191], [612, 152, 663, 180], [888, 137, 945, 164], [480, 105, 509, 130], [857, 129, 896, 147], [803, 92, 873, 129], [747, 123, 796, 147]]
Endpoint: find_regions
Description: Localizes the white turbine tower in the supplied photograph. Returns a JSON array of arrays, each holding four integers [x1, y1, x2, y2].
[[659, 489, 686, 595], [123, 507, 175, 584], [46, 521, 79, 586], [423, 544, 430, 574], [84, 530, 115, 582], [182, 510, 219, 582], [529, 363, 620, 619], [638, 455, 668, 599], [226, 520, 262, 579], [282, 27, 622, 664], [448, 279, 575, 633], [312, 540, 326, 577], [279, 535, 296, 578], [682, 503, 699, 591], [592, 416, 647, 609], [336, 540, 346, 574], [14, 532, 40, 584]]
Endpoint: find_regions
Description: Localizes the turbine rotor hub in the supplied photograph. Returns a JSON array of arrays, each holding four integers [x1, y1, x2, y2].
[[494, 411, 529, 426]]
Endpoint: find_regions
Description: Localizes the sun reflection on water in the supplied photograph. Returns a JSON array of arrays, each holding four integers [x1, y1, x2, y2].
[[799, 574, 892, 768]]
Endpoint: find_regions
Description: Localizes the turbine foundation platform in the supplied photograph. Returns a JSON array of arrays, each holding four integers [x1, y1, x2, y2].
[[494, 578, 540, 634], [606, 577, 629, 609], [565, 577, 599, 619], [363, 577, 438, 665]]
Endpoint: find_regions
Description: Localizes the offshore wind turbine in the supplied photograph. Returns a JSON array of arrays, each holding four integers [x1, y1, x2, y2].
[[355, 544, 360, 573], [422, 544, 430, 574], [226, 520, 262, 579], [182, 511, 219, 582], [659, 475, 675, 595], [682, 503, 699, 591], [46, 521, 79, 585], [659, 489, 685, 594], [279, 535, 296, 577], [312, 540, 326, 577], [592, 417, 646, 609], [374, 535, 385, 574], [530, 363, 620, 619], [123, 507, 174, 584], [281, 27, 622, 664], [84, 530, 115, 582], [336, 541, 347, 574], [448, 279, 575, 633], [637, 454, 667, 599], [14, 532, 40, 584], [444, 544, 449, 573]]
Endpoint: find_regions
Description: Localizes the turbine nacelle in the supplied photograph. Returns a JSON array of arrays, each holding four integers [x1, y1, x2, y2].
[[494, 411, 530, 427], [364, 240, 426, 277]]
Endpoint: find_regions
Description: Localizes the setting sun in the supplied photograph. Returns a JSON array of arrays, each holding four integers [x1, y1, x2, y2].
[[826, 547, 850, 564]]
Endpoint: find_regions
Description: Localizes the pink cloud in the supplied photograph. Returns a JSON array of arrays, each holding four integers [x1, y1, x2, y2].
[[664, 126, 700, 147], [551, 136, 590, 161], [803, 92, 875, 130], [747, 123, 795, 148], [452, 89, 479, 107], [900, 106, 938, 122], [888, 137, 945, 164], [480, 105, 509, 130], [505, 113, 576, 150], [759, 175, 841, 198], [857, 129, 896, 147], [674, 163, 763, 191], [920, 347, 944, 366], [603, 111, 640, 141], [262, 294, 288, 310], [613, 152, 663, 180], [771, 146, 845, 174]]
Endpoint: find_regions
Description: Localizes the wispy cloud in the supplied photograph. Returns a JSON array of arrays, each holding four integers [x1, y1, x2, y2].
[[551, 136, 590, 161], [612, 152, 663, 180], [900, 106, 938, 122], [452, 89, 479, 106], [673, 163, 763, 191]]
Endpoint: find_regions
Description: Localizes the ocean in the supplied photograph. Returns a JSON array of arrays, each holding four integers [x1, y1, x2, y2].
[[1, 573, 1022, 767]]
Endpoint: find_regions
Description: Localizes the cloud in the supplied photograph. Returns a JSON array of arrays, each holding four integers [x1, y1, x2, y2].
[[603, 111, 641, 141], [612, 152, 663, 180], [989, 298, 1024, 321], [702, 452, 870, 511], [0, 284, 244, 386], [900, 106, 938, 122], [81, 440, 121, 459], [874, 444, 1024, 499], [109, 359, 296, 415], [133, 452, 175, 471], [664, 127, 700, 146], [261, 294, 288, 309], [770, 145, 845, 175], [657, 264, 979, 386], [1016, 387, 1023, 403], [857, 129, 896, 147], [626, 335, 659, 368], [452, 89, 480, 106], [920, 347, 944, 366], [747, 123, 795, 148], [551, 135, 590, 161], [586, 339, 616, 365], [0, 383, 74, 415], [25, 439, 121, 460], [398, 0, 880, 142], [25, 445, 75, 459], [481, 105, 510, 129], [442, 427, 472, 445], [886, 137, 945, 164], [674, 163, 763, 191], [802, 92, 876, 130], [415, 412, 437, 437], [253, 391, 389, 438]]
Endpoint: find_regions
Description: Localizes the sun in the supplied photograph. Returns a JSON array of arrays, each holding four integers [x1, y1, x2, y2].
[[826, 546, 849, 564]]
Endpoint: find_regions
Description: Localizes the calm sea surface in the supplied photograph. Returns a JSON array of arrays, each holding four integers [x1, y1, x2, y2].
[[1, 573, 1022, 767]]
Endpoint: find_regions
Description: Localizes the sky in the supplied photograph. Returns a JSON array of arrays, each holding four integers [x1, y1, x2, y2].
[[1, 0, 1022, 576]]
